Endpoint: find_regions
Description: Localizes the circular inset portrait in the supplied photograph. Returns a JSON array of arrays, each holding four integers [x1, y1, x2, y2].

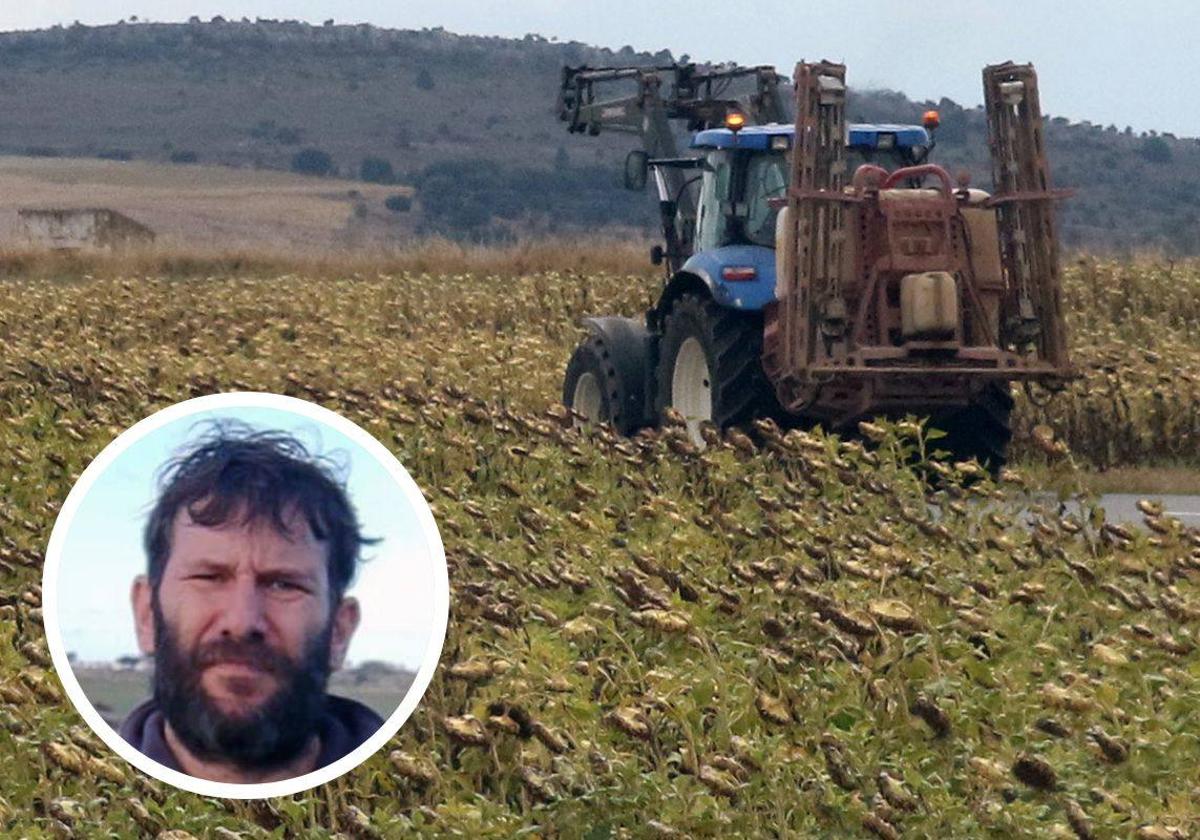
[[41, 392, 448, 799]]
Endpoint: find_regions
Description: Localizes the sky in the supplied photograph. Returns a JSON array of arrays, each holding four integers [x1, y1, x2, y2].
[[51, 404, 440, 670], [0, 1, 1197, 137]]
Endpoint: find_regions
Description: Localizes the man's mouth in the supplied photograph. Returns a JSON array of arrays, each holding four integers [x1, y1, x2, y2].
[[200, 650, 278, 672], [208, 661, 269, 676], [204, 660, 279, 702]]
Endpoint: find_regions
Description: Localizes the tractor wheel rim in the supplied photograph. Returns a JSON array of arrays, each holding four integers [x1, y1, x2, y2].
[[672, 337, 712, 446], [572, 372, 604, 424]]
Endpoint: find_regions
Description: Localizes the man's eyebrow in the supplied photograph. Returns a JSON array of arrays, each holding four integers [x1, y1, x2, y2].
[[173, 559, 317, 581], [257, 568, 320, 585], [175, 557, 234, 572]]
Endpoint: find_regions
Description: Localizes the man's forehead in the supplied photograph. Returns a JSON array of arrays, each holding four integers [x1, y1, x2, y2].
[[168, 503, 328, 568], [172, 501, 319, 540]]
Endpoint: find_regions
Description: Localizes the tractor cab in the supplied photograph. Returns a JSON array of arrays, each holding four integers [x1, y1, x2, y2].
[[686, 121, 934, 253], [634, 120, 938, 318]]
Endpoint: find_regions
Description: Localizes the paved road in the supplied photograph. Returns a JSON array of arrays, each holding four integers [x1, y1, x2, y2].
[[1012, 494, 1200, 529], [1098, 494, 1200, 526]]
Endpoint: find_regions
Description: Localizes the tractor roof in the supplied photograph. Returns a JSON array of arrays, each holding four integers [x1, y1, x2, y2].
[[691, 122, 930, 151]]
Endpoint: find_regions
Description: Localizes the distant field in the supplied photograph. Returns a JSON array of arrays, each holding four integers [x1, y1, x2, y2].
[[0, 156, 413, 251], [74, 668, 150, 729], [74, 666, 416, 729]]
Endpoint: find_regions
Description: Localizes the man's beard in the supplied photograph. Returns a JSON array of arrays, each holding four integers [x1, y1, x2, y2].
[[151, 597, 333, 773]]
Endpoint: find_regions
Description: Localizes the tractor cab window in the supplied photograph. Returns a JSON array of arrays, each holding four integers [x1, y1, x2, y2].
[[845, 146, 924, 181], [743, 152, 788, 247], [695, 151, 730, 252]]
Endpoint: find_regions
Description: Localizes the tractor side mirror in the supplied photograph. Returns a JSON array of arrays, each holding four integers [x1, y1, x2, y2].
[[624, 151, 649, 191]]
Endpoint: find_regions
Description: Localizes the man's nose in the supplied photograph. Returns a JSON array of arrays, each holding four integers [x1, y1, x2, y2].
[[217, 575, 269, 638]]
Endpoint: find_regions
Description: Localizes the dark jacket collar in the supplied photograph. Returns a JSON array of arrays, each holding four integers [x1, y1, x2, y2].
[[117, 695, 385, 776]]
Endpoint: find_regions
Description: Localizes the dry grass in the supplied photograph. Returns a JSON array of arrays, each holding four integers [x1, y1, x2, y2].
[[1016, 462, 1200, 496], [0, 237, 657, 282]]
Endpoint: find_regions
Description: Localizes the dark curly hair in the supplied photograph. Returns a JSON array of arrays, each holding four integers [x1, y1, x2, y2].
[[143, 421, 375, 605]]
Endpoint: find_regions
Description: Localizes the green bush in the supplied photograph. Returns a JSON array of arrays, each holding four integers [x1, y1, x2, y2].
[[1139, 136, 1173, 164], [291, 147, 334, 176], [414, 158, 649, 238], [361, 156, 395, 184], [385, 194, 412, 213]]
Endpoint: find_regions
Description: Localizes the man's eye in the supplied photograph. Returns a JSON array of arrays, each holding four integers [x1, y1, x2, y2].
[[267, 580, 304, 593]]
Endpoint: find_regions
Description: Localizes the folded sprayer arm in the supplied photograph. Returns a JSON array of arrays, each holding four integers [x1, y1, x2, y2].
[[763, 60, 1073, 419]]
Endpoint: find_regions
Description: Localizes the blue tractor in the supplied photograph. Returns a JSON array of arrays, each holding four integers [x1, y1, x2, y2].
[[559, 62, 1071, 470]]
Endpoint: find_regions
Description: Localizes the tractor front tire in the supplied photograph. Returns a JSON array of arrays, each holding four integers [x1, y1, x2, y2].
[[929, 382, 1014, 476], [563, 332, 638, 435], [655, 293, 779, 443]]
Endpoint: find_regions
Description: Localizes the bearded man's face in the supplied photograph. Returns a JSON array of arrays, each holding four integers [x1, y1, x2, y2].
[[151, 593, 333, 769], [137, 506, 346, 771]]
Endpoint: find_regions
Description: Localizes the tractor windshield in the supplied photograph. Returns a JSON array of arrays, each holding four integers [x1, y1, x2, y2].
[[701, 143, 923, 252], [739, 146, 922, 250], [845, 146, 926, 176], [744, 152, 788, 247]]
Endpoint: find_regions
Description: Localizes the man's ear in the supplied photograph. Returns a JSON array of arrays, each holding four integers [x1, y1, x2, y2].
[[131, 575, 156, 655], [328, 596, 361, 671]]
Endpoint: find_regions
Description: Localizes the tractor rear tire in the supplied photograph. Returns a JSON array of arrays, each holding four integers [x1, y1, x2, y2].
[[563, 332, 642, 435], [928, 382, 1014, 476], [655, 293, 780, 444]]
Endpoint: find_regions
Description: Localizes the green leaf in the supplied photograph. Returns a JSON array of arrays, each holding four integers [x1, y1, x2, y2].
[[830, 709, 857, 731], [584, 824, 614, 840]]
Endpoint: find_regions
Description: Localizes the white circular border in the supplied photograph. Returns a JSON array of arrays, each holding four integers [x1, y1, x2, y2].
[[41, 392, 449, 799]]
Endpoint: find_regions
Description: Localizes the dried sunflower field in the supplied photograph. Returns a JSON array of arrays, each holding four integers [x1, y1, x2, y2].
[[1014, 258, 1200, 468], [0, 251, 1198, 838]]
